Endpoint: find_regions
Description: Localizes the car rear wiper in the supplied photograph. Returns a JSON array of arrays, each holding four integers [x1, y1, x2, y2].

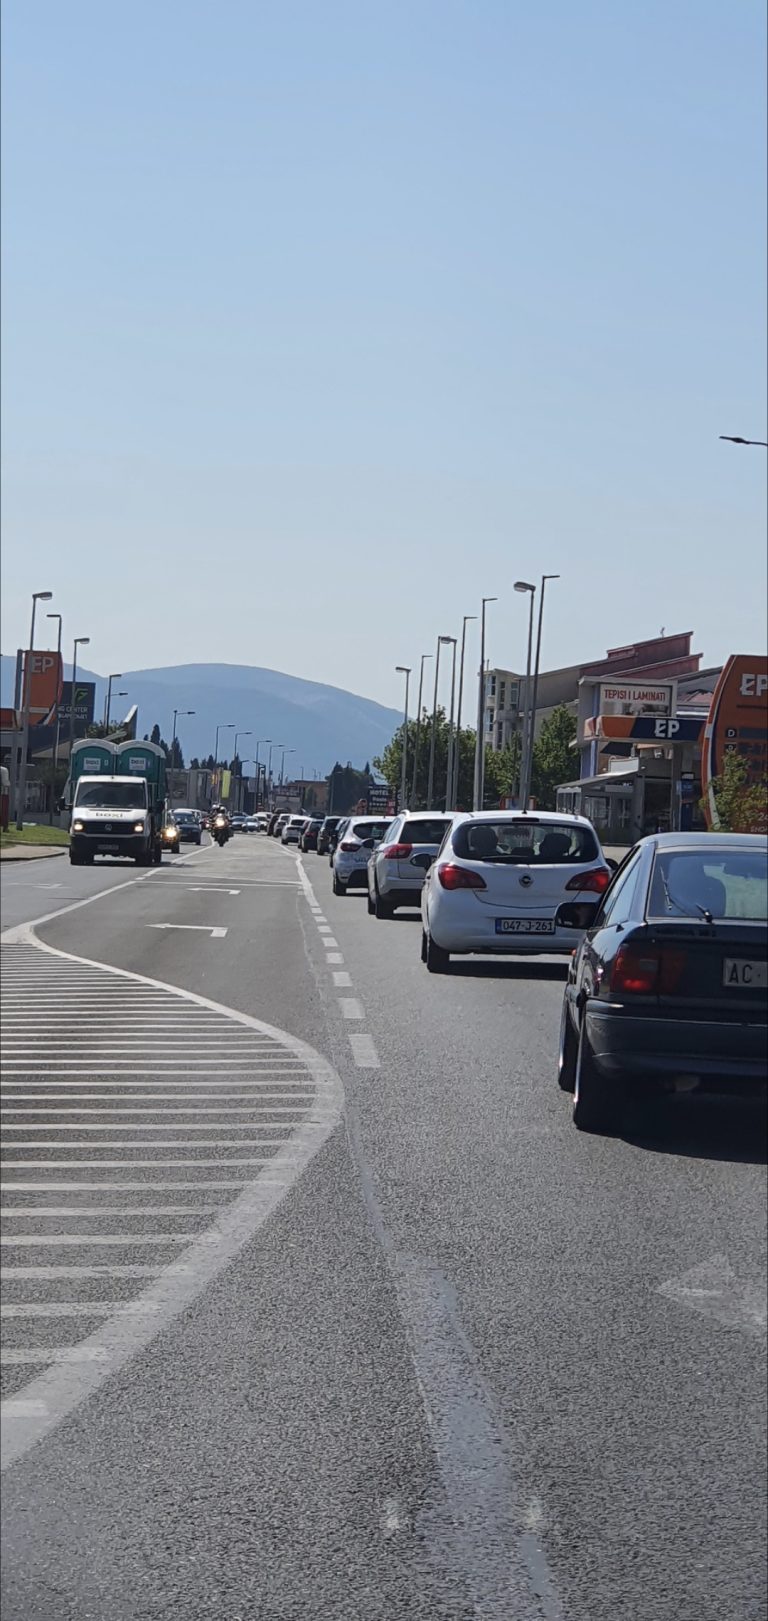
[[659, 869, 713, 924]]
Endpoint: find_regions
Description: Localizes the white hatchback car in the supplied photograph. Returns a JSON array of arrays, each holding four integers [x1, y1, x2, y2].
[[367, 812, 455, 918], [282, 815, 306, 845], [420, 811, 611, 972], [331, 815, 392, 895]]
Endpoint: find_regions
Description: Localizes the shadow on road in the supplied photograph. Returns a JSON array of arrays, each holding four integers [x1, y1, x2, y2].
[[624, 1094, 768, 1166], [447, 959, 569, 981]]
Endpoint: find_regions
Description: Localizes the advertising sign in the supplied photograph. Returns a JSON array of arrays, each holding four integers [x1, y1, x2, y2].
[[598, 679, 675, 717], [702, 654, 768, 827], [58, 681, 96, 728], [585, 714, 703, 743], [22, 650, 63, 723]]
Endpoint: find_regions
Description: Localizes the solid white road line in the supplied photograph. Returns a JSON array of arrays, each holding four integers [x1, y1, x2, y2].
[[2, 1348, 111, 1366], [1, 1264, 188, 1279], [1, 1302, 162, 1318], [2, 1106, 311, 1116], [332, 971, 353, 987], [1, 1234, 203, 1247], [1, 1206, 220, 1217], [1, 1180, 270, 1192]]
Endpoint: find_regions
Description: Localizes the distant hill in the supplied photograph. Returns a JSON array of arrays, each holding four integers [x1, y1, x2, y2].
[[0, 657, 400, 776]]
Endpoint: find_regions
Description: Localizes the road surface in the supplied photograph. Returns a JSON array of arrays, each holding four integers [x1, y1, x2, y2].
[[1, 835, 766, 1620]]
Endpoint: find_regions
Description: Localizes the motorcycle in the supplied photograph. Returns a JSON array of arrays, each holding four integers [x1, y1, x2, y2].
[[212, 814, 230, 847]]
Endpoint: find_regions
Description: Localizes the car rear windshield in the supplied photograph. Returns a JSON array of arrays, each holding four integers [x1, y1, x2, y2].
[[351, 821, 391, 841], [648, 848, 768, 921], [401, 819, 453, 845], [322, 818, 341, 829], [452, 820, 598, 864]]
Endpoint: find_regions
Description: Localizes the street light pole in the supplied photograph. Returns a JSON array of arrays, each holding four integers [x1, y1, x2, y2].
[[66, 636, 91, 811], [233, 731, 252, 813], [515, 582, 537, 810], [452, 615, 476, 809], [411, 653, 432, 808], [280, 747, 294, 787], [442, 638, 457, 810], [473, 597, 497, 811], [104, 673, 122, 730], [268, 742, 284, 808], [46, 612, 63, 824], [15, 589, 54, 829], [426, 637, 444, 810], [523, 574, 560, 809], [395, 666, 411, 811]]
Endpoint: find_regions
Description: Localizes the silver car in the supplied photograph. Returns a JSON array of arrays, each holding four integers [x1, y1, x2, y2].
[[331, 816, 392, 895], [367, 812, 454, 917]]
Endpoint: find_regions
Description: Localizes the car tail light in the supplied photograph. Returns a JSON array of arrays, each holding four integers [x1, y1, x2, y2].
[[381, 843, 413, 859], [565, 868, 611, 893], [611, 946, 688, 995], [340, 841, 359, 852], [437, 862, 487, 890]]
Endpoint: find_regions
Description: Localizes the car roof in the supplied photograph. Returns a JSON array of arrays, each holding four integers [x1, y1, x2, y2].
[[450, 809, 596, 826], [636, 831, 766, 851], [350, 814, 392, 823], [399, 810, 455, 821]]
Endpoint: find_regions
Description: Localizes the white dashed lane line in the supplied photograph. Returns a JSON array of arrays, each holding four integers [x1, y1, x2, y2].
[[0, 938, 343, 1470], [296, 857, 382, 1072]]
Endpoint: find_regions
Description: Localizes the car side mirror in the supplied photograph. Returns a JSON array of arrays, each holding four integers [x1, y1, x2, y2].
[[361, 837, 375, 850], [606, 857, 619, 873], [410, 852, 433, 870]]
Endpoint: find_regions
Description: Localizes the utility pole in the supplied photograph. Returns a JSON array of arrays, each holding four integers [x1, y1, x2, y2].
[[515, 582, 536, 810], [410, 653, 432, 808], [426, 637, 443, 810], [523, 574, 559, 808], [443, 638, 457, 810], [452, 614, 476, 809], [395, 666, 411, 811], [66, 635, 90, 811], [46, 612, 63, 823]]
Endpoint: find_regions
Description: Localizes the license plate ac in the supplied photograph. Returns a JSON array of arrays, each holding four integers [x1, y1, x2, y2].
[[723, 959, 767, 988], [495, 918, 555, 934]]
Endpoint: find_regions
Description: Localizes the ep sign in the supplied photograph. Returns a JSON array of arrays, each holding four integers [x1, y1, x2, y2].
[[703, 654, 768, 828]]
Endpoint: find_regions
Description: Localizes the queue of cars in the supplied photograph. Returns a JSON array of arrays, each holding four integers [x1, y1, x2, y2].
[[295, 805, 768, 1139]]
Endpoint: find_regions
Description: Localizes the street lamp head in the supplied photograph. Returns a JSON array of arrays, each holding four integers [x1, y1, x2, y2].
[[46, 612, 62, 622], [109, 672, 123, 681], [34, 591, 53, 603], [395, 665, 411, 674], [439, 635, 456, 644], [75, 636, 90, 647], [482, 596, 498, 605], [514, 581, 535, 594]]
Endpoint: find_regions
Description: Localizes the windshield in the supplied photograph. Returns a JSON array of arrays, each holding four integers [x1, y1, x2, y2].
[[452, 820, 598, 864], [75, 782, 148, 809], [648, 848, 768, 921], [351, 820, 391, 842]]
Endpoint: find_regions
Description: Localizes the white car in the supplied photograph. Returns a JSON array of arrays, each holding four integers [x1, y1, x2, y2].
[[367, 812, 455, 918], [273, 813, 290, 838], [282, 815, 306, 845], [420, 811, 611, 972], [255, 813, 270, 832], [331, 815, 392, 895]]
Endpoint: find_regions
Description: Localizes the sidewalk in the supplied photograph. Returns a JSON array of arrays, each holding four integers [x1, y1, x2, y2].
[[0, 845, 68, 863]]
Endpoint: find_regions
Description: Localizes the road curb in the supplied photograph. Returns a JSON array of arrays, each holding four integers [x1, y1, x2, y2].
[[0, 846, 68, 863]]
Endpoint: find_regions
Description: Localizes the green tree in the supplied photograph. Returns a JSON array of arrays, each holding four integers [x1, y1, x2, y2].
[[703, 751, 767, 834], [373, 707, 517, 811], [528, 704, 577, 809]]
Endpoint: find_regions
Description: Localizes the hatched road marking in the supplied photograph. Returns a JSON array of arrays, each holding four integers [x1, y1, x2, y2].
[[0, 935, 343, 1470]]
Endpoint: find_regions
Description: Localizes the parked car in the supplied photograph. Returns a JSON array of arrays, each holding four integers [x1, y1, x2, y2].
[[173, 808, 203, 845], [300, 818, 324, 852], [273, 813, 290, 839], [558, 831, 768, 1134], [282, 815, 306, 845], [367, 812, 455, 917], [331, 816, 392, 895], [327, 818, 349, 863], [420, 811, 610, 973], [317, 816, 342, 856]]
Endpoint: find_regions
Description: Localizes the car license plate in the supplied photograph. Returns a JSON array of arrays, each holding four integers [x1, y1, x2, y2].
[[723, 959, 767, 988], [495, 918, 555, 934], [354, 852, 370, 864], [97, 843, 120, 853]]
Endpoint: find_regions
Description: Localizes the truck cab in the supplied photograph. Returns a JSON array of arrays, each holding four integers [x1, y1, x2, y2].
[[67, 739, 168, 866]]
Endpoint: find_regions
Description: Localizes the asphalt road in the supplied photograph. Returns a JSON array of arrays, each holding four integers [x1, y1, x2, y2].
[[1, 833, 766, 1621]]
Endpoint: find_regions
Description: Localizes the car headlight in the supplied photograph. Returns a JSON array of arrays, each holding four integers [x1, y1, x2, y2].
[[134, 821, 146, 833], [72, 820, 84, 833]]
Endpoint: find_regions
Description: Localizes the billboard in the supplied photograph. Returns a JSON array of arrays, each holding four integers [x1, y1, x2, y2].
[[702, 655, 768, 828], [58, 681, 96, 728], [598, 679, 675, 717], [22, 650, 63, 723]]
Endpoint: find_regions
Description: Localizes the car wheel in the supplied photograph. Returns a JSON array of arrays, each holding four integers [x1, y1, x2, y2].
[[332, 871, 345, 896], [420, 928, 428, 962], [374, 888, 393, 920], [69, 851, 83, 866], [572, 1027, 624, 1134], [558, 998, 579, 1092], [367, 888, 375, 915], [196, 835, 202, 845], [425, 931, 450, 973]]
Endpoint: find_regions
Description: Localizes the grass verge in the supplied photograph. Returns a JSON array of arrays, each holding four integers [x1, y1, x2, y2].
[[0, 824, 69, 848]]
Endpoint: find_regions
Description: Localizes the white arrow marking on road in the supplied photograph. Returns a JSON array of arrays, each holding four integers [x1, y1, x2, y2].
[[187, 886, 240, 895], [659, 1253, 767, 1339], [146, 924, 228, 939]]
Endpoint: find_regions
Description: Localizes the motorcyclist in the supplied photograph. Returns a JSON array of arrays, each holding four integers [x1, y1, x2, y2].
[[211, 805, 232, 844]]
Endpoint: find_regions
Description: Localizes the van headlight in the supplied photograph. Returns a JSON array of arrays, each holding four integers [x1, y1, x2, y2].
[[134, 821, 145, 833], [72, 820, 84, 833]]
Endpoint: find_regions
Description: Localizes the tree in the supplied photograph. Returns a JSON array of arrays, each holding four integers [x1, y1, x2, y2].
[[530, 705, 577, 809], [703, 751, 767, 834], [170, 737, 185, 770], [150, 723, 162, 746], [373, 707, 509, 810], [190, 757, 200, 770]]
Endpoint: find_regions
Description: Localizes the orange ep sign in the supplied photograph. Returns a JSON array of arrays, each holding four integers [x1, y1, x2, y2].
[[22, 650, 63, 725], [702, 654, 768, 827]]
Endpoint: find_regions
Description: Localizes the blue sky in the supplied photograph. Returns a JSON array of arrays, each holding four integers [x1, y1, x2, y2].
[[2, 0, 766, 709]]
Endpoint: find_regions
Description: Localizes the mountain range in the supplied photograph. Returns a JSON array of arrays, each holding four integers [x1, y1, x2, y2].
[[0, 657, 401, 777]]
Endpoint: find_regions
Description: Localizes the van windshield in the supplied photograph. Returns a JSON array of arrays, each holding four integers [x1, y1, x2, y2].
[[75, 782, 148, 809]]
